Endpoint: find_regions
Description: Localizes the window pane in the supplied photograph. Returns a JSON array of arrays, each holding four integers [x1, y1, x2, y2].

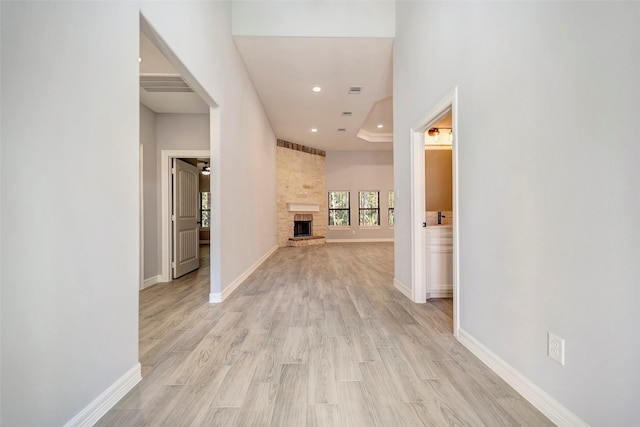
[[389, 208, 394, 226], [359, 191, 379, 208], [329, 191, 349, 209], [201, 192, 211, 210], [329, 209, 349, 226], [359, 209, 379, 226], [201, 211, 210, 228], [388, 191, 394, 208]]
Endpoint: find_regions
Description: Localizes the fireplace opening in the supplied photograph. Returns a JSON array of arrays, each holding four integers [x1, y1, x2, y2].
[[294, 220, 312, 238], [293, 213, 313, 238]]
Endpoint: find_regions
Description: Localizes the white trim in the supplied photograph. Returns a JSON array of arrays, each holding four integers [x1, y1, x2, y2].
[[458, 329, 588, 427], [64, 363, 141, 427], [356, 129, 393, 143], [160, 149, 211, 283], [394, 278, 411, 299], [141, 275, 162, 290], [209, 245, 278, 303], [426, 285, 453, 298], [326, 238, 394, 243], [409, 87, 460, 337]]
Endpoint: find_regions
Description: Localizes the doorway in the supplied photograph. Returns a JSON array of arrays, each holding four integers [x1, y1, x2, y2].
[[410, 87, 460, 336]]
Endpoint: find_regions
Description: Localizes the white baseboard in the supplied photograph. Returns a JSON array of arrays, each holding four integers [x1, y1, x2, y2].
[[427, 284, 452, 298], [141, 275, 161, 290], [457, 329, 587, 427], [394, 278, 411, 299], [209, 245, 278, 303], [326, 238, 394, 243], [64, 363, 141, 427]]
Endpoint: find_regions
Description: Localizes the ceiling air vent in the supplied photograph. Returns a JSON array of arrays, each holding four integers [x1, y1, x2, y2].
[[140, 75, 193, 93], [341, 112, 352, 117], [337, 128, 346, 132], [348, 87, 361, 95]]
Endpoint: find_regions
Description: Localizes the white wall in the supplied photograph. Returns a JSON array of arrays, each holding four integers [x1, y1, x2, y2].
[[140, 104, 159, 281], [394, 2, 640, 425], [325, 151, 394, 241], [139, 2, 277, 297], [231, 0, 395, 38], [1, 1, 278, 424], [1, 2, 140, 425]]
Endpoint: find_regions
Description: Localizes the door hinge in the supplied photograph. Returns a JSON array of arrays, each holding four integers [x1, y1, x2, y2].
[[172, 214, 176, 222], [171, 167, 176, 175], [171, 261, 176, 268]]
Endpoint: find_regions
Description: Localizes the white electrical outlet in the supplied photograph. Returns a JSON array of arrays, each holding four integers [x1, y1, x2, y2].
[[548, 332, 565, 366]]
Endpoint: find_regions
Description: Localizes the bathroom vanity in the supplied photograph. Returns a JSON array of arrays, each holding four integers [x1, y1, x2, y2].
[[426, 224, 453, 298]]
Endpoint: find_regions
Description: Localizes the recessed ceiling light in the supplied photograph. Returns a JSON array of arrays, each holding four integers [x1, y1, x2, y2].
[[311, 128, 318, 133], [312, 86, 322, 93], [377, 124, 384, 129]]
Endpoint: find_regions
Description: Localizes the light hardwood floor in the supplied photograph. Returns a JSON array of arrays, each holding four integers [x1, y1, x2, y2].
[[97, 243, 553, 426]]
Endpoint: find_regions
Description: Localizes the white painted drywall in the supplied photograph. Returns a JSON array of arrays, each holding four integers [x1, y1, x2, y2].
[[325, 151, 394, 240], [140, 2, 277, 297], [140, 104, 159, 281], [394, 2, 640, 425], [1, 2, 140, 425], [231, 0, 395, 38]]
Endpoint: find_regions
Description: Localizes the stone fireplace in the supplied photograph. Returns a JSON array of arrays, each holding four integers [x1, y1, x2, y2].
[[276, 139, 327, 247]]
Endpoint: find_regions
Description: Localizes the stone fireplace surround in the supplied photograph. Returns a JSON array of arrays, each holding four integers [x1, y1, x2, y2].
[[276, 139, 327, 247]]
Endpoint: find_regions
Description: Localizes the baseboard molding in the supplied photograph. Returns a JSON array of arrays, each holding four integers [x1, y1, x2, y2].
[[457, 329, 587, 427], [427, 284, 452, 299], [394, 278, 411, 299], [209, 245, 278, 303], [326, 238, 394, 243], [64, 363, 141, 427], [141, 275, 161, 290]]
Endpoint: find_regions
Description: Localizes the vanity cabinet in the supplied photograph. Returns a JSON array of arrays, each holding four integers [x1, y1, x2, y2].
[[426, 225, 453, 298]]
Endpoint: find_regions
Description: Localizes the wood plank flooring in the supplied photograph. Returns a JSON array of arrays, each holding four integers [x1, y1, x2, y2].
[[97, 243, 553, 426]]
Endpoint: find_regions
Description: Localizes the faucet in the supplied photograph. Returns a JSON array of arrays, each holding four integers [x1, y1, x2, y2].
[[438, 211, 446, 225]]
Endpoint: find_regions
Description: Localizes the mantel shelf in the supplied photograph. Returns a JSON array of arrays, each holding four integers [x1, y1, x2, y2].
[[287, 203, 320, 212]]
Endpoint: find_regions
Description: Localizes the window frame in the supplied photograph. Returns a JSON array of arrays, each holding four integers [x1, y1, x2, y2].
[[200, 191, 211, 229], [328, 190, 351, 227], [358, 190, 380, 227], [388, 190, 395, 227]]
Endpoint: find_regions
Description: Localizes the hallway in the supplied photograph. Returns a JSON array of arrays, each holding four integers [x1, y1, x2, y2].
[[98, 243, 551, 426]]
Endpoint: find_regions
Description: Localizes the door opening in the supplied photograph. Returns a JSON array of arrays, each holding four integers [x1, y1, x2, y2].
[[409, 87, 460, 337]]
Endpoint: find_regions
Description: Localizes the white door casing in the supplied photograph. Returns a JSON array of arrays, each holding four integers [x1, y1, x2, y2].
[[409, 87, 460, 337], [172, 159, 200, 278]]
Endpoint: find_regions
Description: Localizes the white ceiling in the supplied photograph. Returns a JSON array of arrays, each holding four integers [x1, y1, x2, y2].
[[140, 32, 394, 151], [234, 36, 393, 152]]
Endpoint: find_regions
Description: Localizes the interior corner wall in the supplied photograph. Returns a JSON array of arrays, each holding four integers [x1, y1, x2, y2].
[[325, 151, 394, 240], [139, 1, 277, 297], [140, 104, 159, 281], [394, 2, 640, 425], [1, 2, 140, 425]]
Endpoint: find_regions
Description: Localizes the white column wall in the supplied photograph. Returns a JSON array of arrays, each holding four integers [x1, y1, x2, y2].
[[1, 3, 140, 425], [393, 2, 640, 425]]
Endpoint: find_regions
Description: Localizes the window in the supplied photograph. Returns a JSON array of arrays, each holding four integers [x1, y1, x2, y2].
[[328, 191, 350, 226], [200, 192, 211, 228], [388, 191, 395, 226], [359, 191, 380, 226]]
